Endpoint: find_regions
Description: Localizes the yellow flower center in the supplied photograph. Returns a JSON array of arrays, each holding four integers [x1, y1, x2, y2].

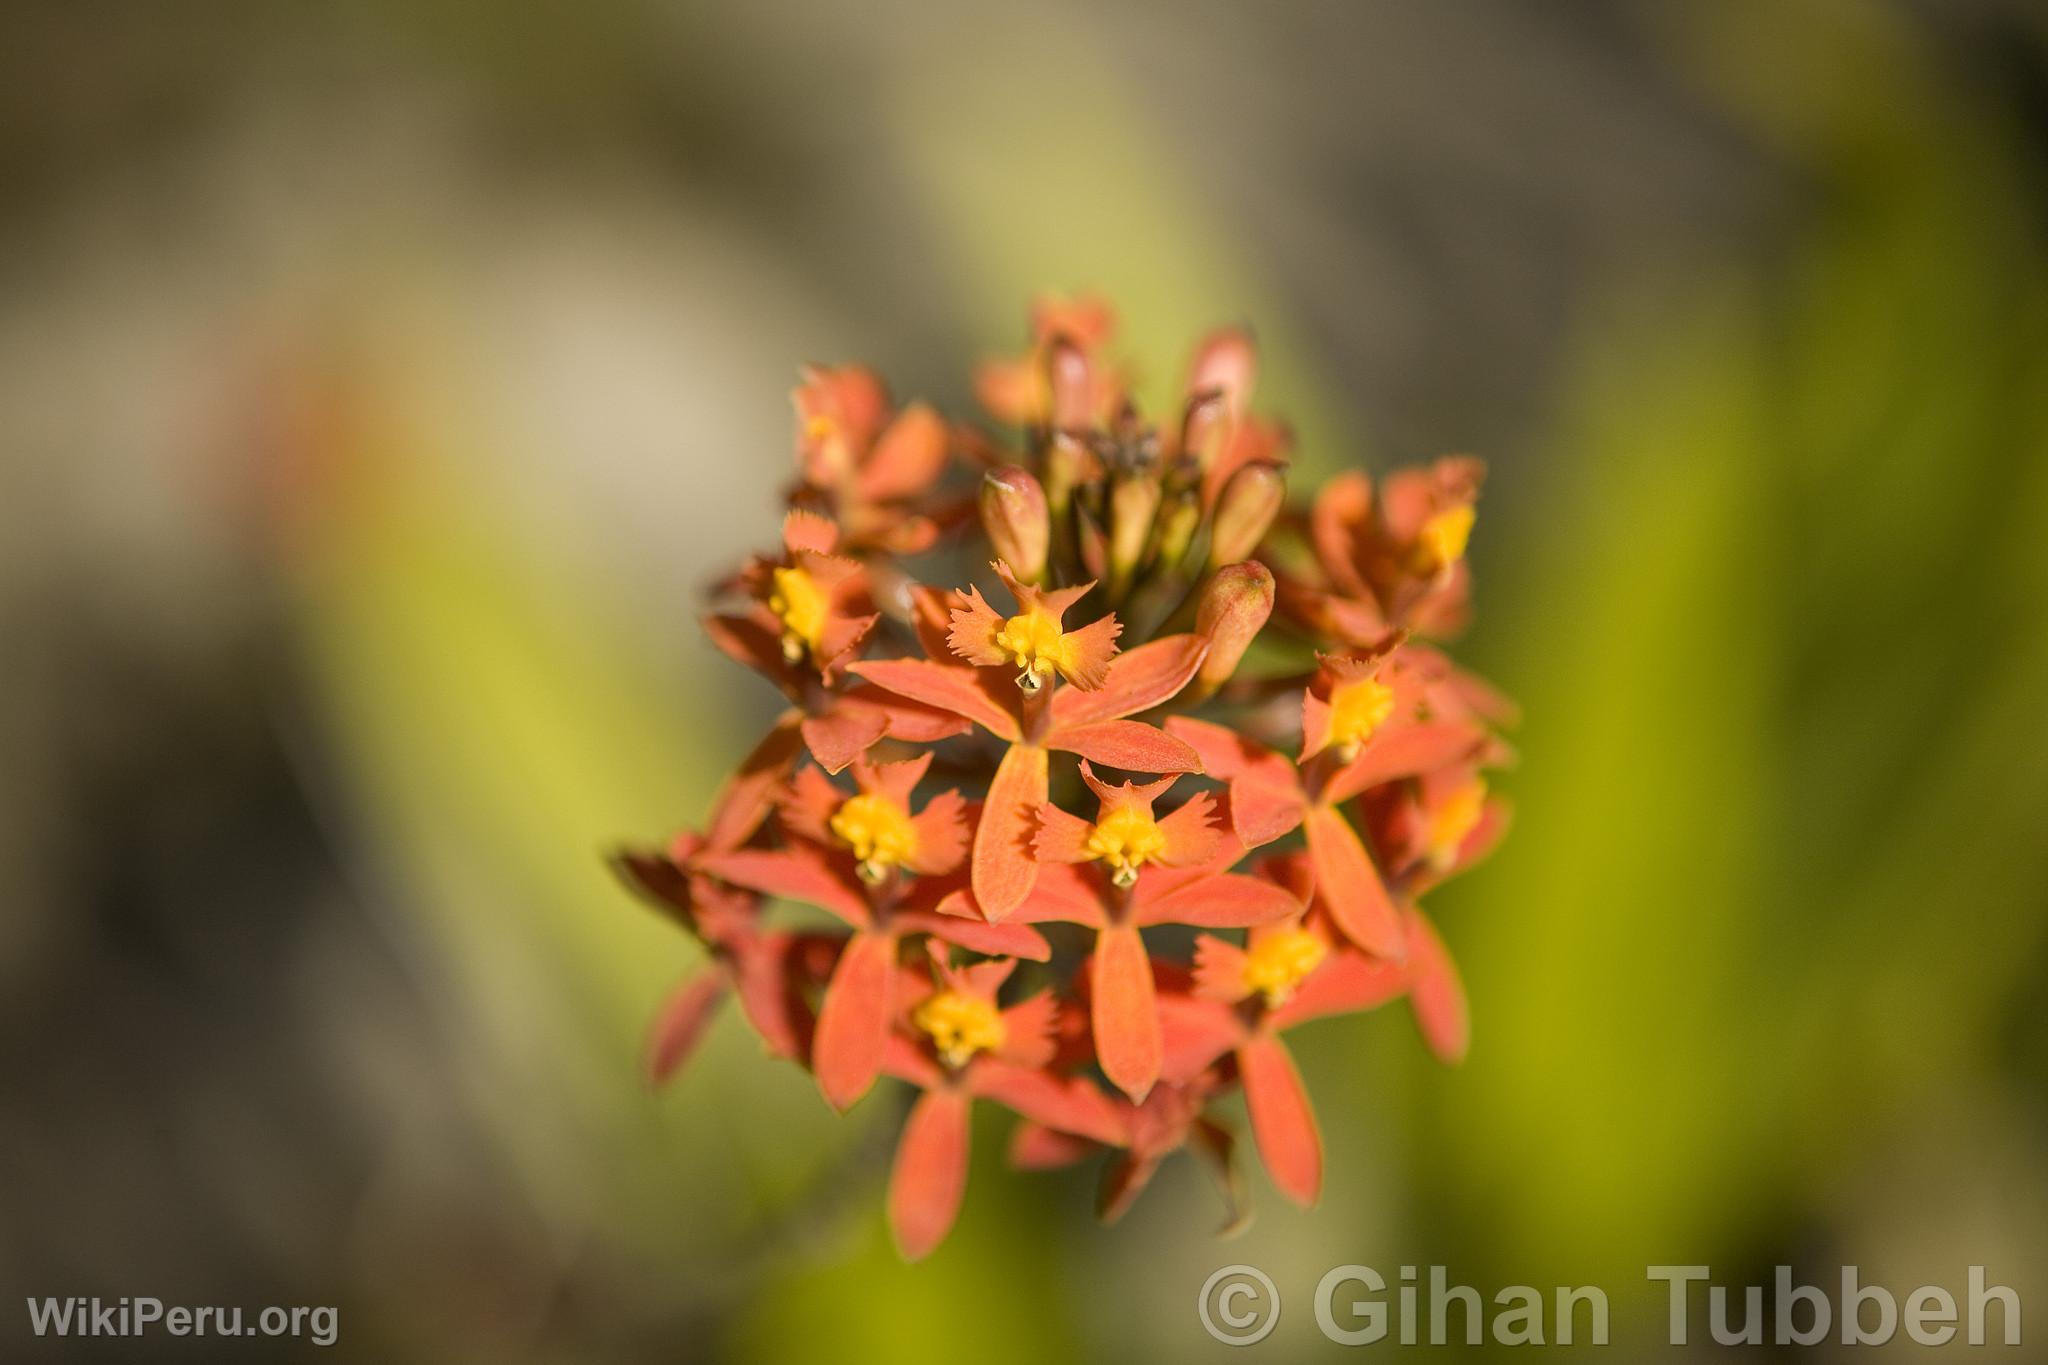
[[1415, 504, 1475, 573], [913, 990, 1006, 1068], [1242, 929, 1328, 1008], [1326, 675, 1396, 759], [992, 608, 1075, 692], [1427, 778, 1486, 871], [829, 793, 920, 882], [1083, 806, 1168, 888], [768, 565, 829, 662]]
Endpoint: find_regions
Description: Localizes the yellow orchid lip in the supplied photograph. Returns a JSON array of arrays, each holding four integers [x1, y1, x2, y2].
[[993, 608, 1075, 692], [1084, 805, 1169, 888], [830, 792, 920, 882], [1325, 674, 1395, 760], [1416, 503, 1475, 573], [767, 564, 830, 662], [1243, 929, 1328, 1008], [913, 989, 1006, 1068], [1427, 779, 1487, 870]]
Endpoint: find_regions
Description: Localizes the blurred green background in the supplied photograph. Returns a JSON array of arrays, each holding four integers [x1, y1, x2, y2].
[[3, 1, 2044, 1360]]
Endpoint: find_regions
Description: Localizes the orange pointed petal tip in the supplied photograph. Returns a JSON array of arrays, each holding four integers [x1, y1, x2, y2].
[[1239, 1033, 1322, 1207], [644, 971, 727, 1086], [812, 931, 897, 1111], [1303, 803, 1405, 961], [1091, 925, 1161, 1101], [1405, 907, 1470, 1065], [889, 1089, 973, 1260], [971, 743, 1049, 919]]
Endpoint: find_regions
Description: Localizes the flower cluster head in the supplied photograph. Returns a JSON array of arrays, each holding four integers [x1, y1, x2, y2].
[[614, 298, 1515, 1258]]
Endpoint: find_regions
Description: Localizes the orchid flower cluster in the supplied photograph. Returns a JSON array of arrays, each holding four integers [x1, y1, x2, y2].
[[614, 298, 1514, 1258]]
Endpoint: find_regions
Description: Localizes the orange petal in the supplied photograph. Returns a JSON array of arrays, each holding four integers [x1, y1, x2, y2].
[[1323, 721, 1487, 804], [1303, 804, 1403, 959], [1031, 802, 1098, 863], [812, 932, 896, 1111], [1092, 925, 1161, 1101], [1269, 947, 1408, 1030], [893, 911, 1051, 962], [849, 658, 1021, 741], [1056, 614, 1122, 689], [644, 971, 726, 1086], [861, 751, 933, 805], [858, 402, 949, 503], [1162, 717, 1304, 848], [1140, 872, 1299, 929], [1155, 791, 1221, 866], [974, 356, 1041, 426], [945, 585, 1010, 667], [1191, 934, 1254, 1003], [889, 1089, 972, 1260], [971, 744, 1047, 919], [698, 845, 869, 928], [1159, 989, 1244, 1081], [1010, 860, 1108, 928], [800, 707, 888, 775], [777, 765, 842, 845], [970, 1060, 1125, 1146], [1239, 1033, 1322, 1207], [704, 715, 806, 852], [1008, 1121, 1097, 1171], [703, 612, 798, 689], [906, 790, 969, 876], [1096, 1153, 1164, 1225], [1405, 908, 1470, 1065], [1048, 719, 1202, 773], [835, 684, 974, 747], [998, 993, 1060, 1068], [1308, 470, 1373, 598], [728, 932, 815, 1060], [1050, 634, 1208, 727]]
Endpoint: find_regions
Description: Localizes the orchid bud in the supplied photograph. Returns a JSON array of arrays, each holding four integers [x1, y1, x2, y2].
[[1044, 431, 1089, 517], [980, 467, 1050, 583], [1191, 561, 1275, 699], [1209, 459, 1286, 567], [1152, 489, 1202, 570], [1108, 473, 1161, 589]]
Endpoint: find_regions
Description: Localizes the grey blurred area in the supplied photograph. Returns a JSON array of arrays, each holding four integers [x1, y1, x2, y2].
[[2, 1, 2044, 1362]]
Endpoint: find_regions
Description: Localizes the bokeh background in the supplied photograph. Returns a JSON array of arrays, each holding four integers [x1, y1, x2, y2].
[[4, 1, 2046, 1360]]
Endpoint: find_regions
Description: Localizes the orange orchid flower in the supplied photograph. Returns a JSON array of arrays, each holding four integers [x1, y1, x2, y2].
[[972, 799, 1297, 1101], [1165, 639, 1489, 958], [880, 947, 1124, 1259], [699, 797, 1051, 1111], [851, 563, 1208, 919]]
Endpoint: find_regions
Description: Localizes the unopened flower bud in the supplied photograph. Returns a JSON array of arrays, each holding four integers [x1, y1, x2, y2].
[[1209, 459, 1286, 567], [1151, 489, 1202, 570], [1191, 561, 1275, 699], [1108, 473, 1161, 588], [980, 467, 1050, 582], [1044, 432, 1090, 517]]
